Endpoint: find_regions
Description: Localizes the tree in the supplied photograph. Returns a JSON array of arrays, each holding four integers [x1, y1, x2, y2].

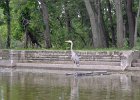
[[0, 0, 11, 48], [114, 0, 124, 48], [38, 0, 51, 48], [84, 0, 106, 48], [126, 0, 135, 48], [134, 0, 140, 47], [1, 0, 140, 49], [64, 1, 72, 33], [106, 0, 116, 47], [5, 0, 11, 48]]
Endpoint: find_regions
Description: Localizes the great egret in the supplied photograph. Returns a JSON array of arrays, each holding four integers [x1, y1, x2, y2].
[[65, 40, 80, 67]]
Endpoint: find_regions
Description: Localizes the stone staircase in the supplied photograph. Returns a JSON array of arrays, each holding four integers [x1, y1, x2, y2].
[[1, 50, 140, 71], [15, 51, 122, 71], [79, 53, 121, 66]]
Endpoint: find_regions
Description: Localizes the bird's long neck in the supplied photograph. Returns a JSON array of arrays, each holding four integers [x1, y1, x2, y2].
[[70, 42, 73, 52]]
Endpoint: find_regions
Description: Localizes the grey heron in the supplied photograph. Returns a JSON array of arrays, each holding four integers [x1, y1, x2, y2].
[[65, 40, 80, 67]]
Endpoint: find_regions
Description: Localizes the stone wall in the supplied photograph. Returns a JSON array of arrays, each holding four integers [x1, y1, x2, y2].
[[11, 50, 122, 63], [0, 50, 140, 70], [0, 50, 10, 60], [0, 50, 10, 64]]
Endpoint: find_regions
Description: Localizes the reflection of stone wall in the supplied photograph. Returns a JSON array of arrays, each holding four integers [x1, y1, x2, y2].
[[0, 72, 140, 100]]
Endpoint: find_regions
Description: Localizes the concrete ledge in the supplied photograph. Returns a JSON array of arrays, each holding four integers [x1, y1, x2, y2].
[[15, 63, 122, 71], [0, 63, 13, 68], [126, 67, 140, 71]]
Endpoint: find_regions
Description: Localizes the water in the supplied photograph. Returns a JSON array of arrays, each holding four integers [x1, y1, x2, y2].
[[0, 69, 140, 100]]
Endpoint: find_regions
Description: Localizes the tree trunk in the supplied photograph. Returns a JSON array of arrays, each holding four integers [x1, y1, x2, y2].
[[107, 0, 116, 47], [38, 0, 51, 48], [23, 18, 29, 48], [64, 1, 72, 33], [84, 0, 106, 48], [6, 0, 11, 49], [126, 0, 135, 48], [114, 0, 124, 48], [24, 28, 28, 48], [98, 0, 108, 47], [134, 1, 140, 47], [0, 33, 2, 48]]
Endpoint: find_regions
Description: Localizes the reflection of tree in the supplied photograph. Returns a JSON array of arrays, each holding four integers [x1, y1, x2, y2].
[[0, 88, 4, 100], [0, 71, 13, 100], [7, 71, 13, 100], [70, 76, 79, 100]]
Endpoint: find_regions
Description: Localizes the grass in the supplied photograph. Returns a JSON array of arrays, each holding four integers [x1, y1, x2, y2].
[[0, 47, 135, 52], [1, 39, 140, 51]]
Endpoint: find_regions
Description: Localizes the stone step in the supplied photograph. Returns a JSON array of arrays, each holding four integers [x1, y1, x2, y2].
[[131, 63, 140, 67], [23, 61, 120, 66], [133, 59, 140, 63], [80, 58, 120, 62], [52, 61, 120, 66], [24, 51, 121, 55], [55, 61, 120, 66], [0, 62, 13, 68], [80, 55, 119, 57], [26, 55, 120, 59], [0, 60, 11, 63], [16, 63, 122, 71], [26, 57, 120, 62], [127, 67, 140, 71]]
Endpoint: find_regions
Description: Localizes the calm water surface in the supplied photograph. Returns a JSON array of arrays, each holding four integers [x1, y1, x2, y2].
[[0, 69, 140, 100]]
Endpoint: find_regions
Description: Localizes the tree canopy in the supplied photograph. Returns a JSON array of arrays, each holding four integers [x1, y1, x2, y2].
[[0, 0, 140, 50]]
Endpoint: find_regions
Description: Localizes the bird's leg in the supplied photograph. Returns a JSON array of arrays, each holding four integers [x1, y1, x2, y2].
[[76, 65, 79, 76], [74, 63, 77, 73], [76, 63, 80, 67], [73, 62, 78, 76]]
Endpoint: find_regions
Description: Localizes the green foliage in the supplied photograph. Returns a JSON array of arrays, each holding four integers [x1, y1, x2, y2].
[[0, 24, 7, 48], [133, 37, 140, 50], [0, 0, 140, 49], [11, 0, 44, 46], [138, 17, 140, 35]]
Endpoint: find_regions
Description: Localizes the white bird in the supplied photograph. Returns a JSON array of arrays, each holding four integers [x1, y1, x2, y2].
[[65, 40, 80, 67]]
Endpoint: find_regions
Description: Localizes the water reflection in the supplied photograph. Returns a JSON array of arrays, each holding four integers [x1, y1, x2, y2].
[[0, 71, 140, 100], [70, 76, 79, 100]]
